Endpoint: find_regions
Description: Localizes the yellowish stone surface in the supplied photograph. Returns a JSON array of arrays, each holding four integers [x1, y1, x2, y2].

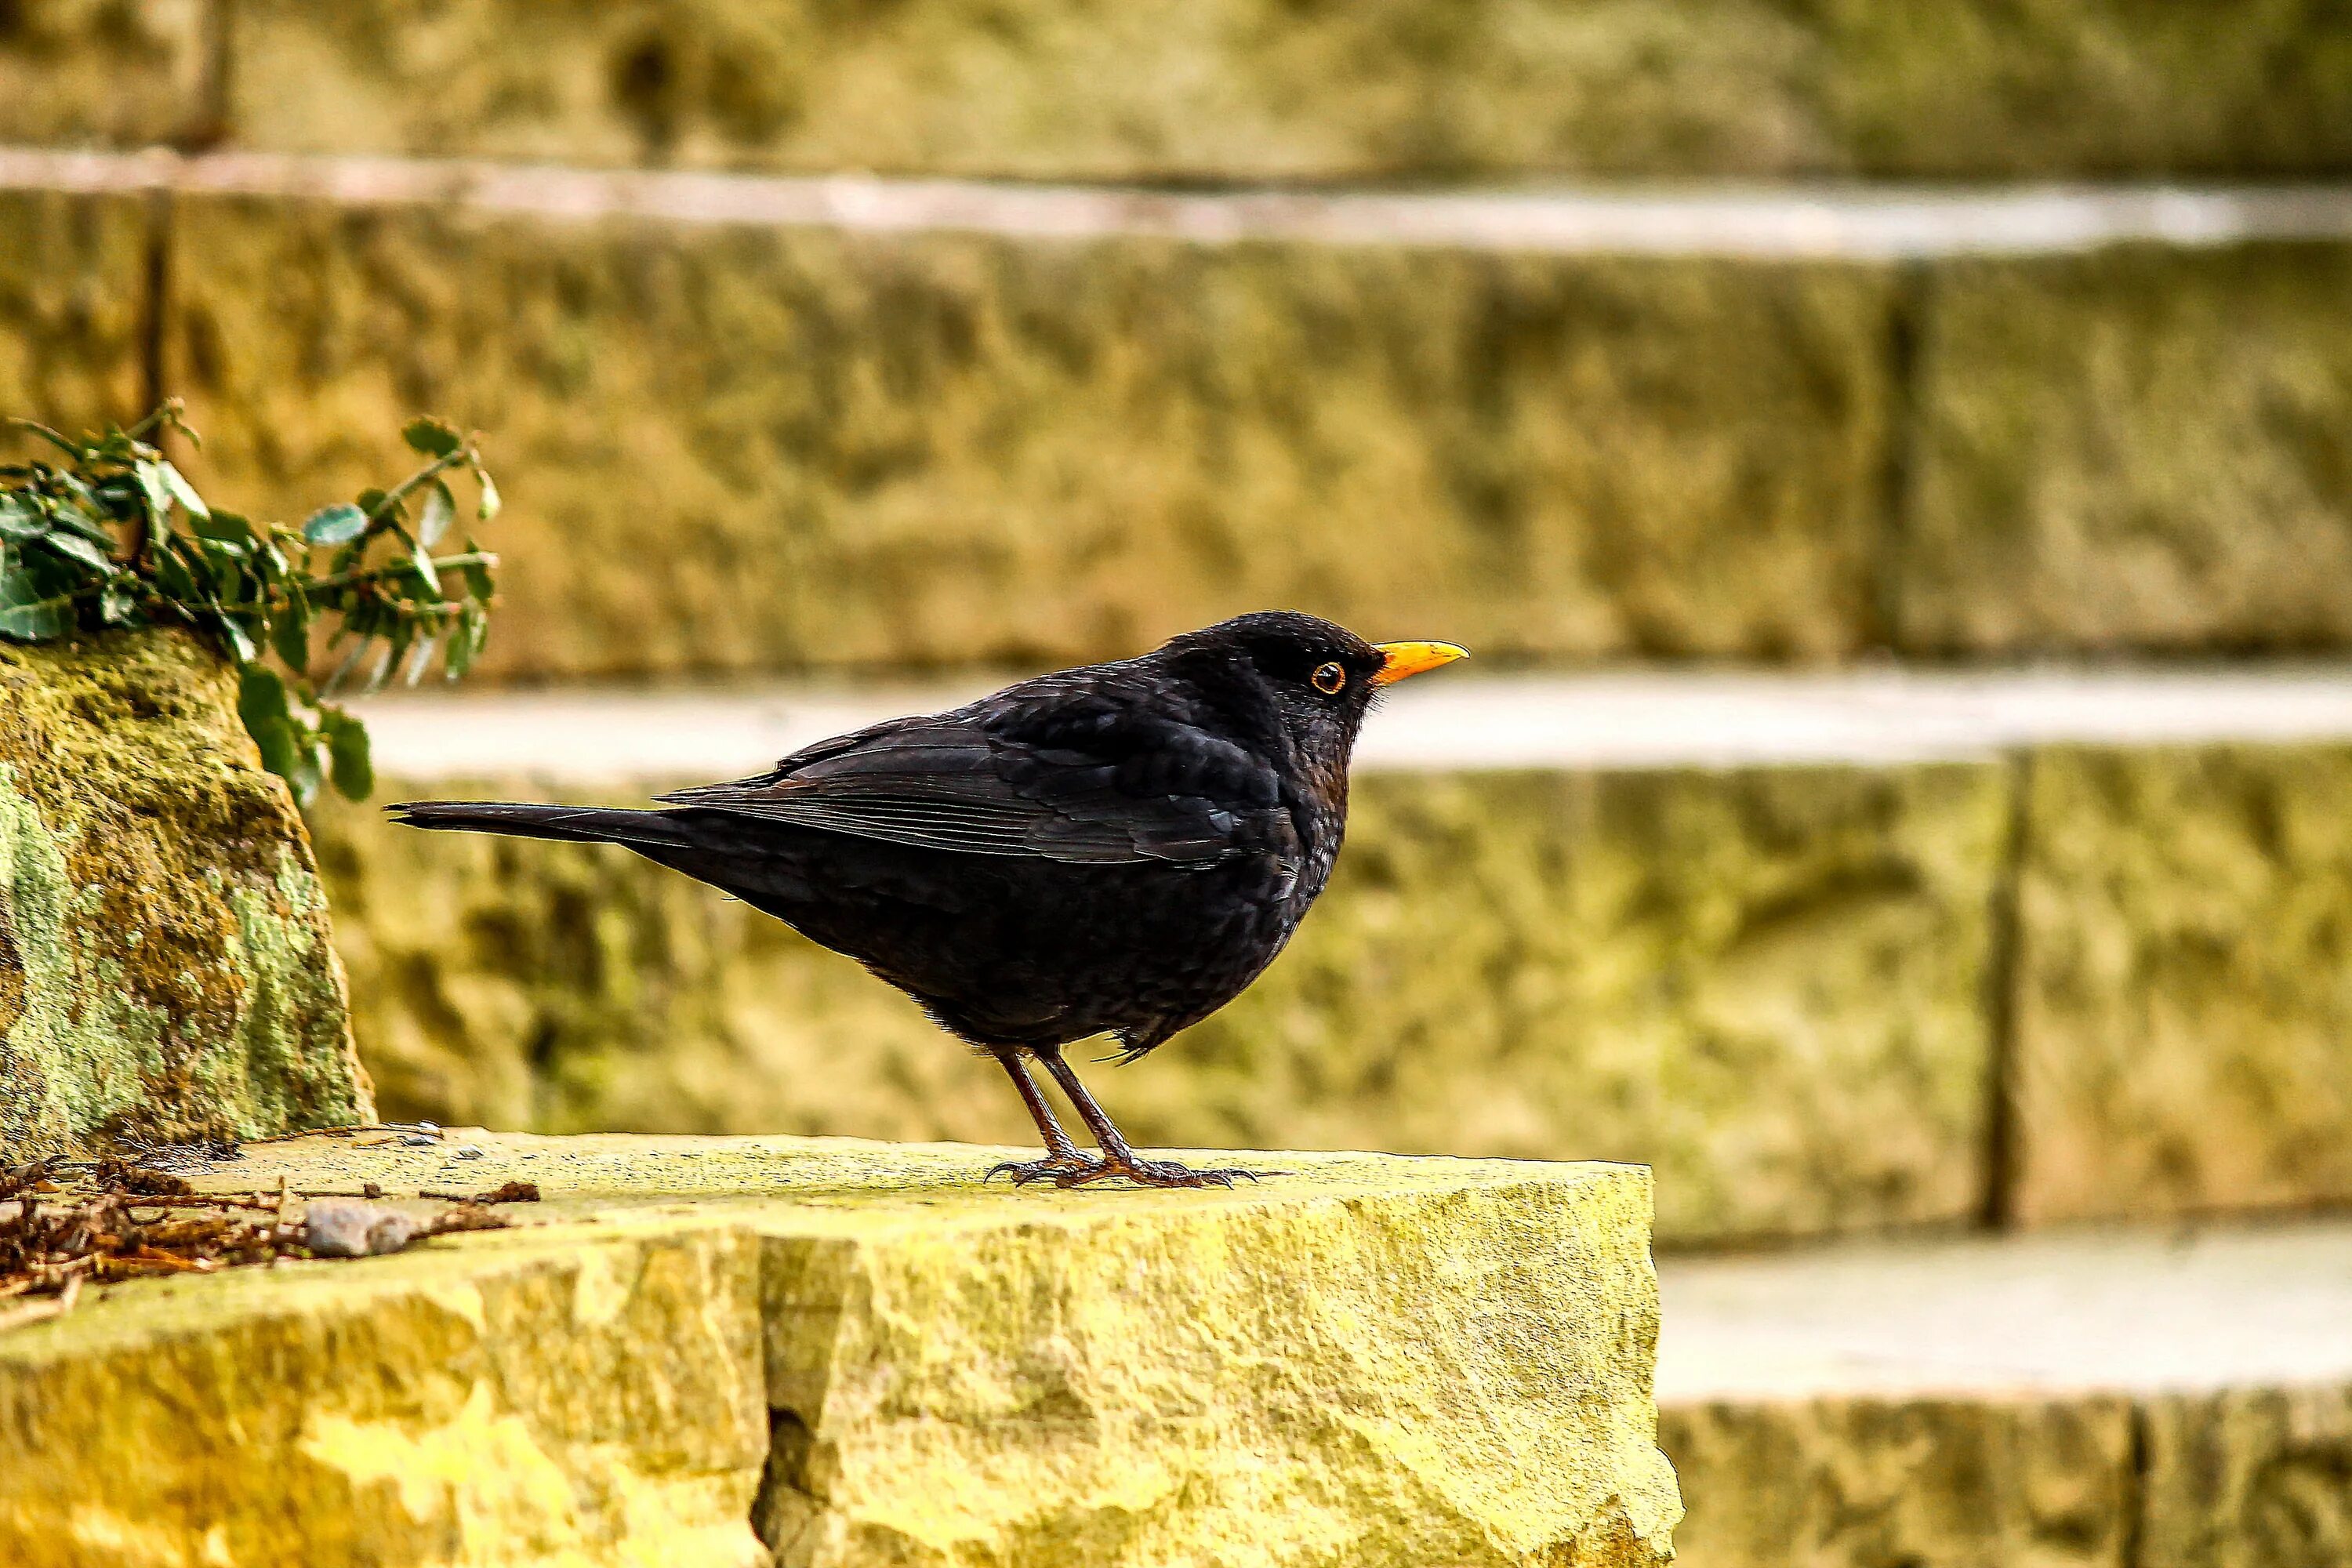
[[0, 191, 154, 438], [1895, 245, 2352, 657], [0, 1134, 1682, 1567], [164, 193, 1895, 680], [0, 0, 208, 150], [223, 0, 2352, 182], [2009, 744, 2352, 1225]]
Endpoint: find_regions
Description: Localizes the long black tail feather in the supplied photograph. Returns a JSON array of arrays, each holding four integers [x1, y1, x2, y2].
[[387, 800, 698, 853]]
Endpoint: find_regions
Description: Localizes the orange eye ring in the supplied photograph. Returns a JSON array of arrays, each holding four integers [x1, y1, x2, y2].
[[1312, 662, 1347, 695]]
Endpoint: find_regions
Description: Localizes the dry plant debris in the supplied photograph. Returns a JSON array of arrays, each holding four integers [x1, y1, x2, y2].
[[0, 1156, 528, 1334]]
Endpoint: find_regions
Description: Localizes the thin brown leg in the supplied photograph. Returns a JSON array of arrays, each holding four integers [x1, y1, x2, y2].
[[983, 1049, 1101, 1185], [1032, 1046, 1261, 1189]]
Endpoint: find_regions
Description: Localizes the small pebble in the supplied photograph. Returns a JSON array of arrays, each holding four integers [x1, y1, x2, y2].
[[304, 1200, 422, 1258]]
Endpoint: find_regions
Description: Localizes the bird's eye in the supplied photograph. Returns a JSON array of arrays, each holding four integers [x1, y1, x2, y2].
[[1312, 662, 1347, 695]]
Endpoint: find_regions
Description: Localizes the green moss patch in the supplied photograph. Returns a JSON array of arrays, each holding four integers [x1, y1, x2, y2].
[[0, 630, 368, 1156]]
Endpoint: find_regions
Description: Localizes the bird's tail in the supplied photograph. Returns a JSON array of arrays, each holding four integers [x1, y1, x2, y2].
[[387, 800, 697, 852]]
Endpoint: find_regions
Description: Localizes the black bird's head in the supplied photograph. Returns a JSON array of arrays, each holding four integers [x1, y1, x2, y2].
[[1152, 611, 1467, 786]]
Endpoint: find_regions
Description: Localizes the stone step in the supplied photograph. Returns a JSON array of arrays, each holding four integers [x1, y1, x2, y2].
[[349, 662, 2352, 779], [0, 1133, 1681, 1567], [304, 667, 2352, 1247], [7, 155, 2352, 675], [10, 2, 2352, 184], [1657, 1214, 2352, 1567]]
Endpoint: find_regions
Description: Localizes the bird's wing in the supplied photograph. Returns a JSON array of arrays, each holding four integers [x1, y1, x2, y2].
[[654, 696, 1294, 868]]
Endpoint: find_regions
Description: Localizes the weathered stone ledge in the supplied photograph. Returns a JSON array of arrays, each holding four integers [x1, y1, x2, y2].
[[0, 1133, 1682, 1568], [1656, 1217, 2352, 1567], [15, 149, 2352, 260]]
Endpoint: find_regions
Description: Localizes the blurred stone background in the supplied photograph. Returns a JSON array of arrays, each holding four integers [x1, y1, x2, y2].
[[6, 3, 2352, 1562]]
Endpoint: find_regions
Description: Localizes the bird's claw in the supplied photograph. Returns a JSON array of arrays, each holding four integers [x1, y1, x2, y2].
[[985, 1152, 1102, 1186], [1051, 1155, 1268, 1189]]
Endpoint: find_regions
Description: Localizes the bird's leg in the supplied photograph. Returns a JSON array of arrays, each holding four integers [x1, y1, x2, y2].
[[983, 1048, 1102, 1185], [1031, 1046, 1261, 1189]]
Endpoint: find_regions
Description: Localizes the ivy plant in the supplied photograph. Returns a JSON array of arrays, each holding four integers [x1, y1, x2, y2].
[[0, 401, 500, 807]]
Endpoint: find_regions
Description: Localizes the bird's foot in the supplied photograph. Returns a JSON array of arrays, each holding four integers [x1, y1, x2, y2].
[[985, 1152, 1103, 1186], [1053, 1153, 1267, 1189]]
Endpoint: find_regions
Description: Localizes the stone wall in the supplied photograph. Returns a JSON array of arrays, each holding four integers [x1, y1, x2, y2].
[[1893, 243, 2352, 655], [160, 191, 1898, 678], [317, 736, 2352, 1243], [0, 190, 153, 440], [126, 191, 2352, 673], [13, 0, 2352, 180], [5, 183, 2350, 674], [1663, 1385, 2352, 1568], [2009, 745, 2352, 1225], [316, 763, 2004, 1247], [0, 630, 369, 1156]]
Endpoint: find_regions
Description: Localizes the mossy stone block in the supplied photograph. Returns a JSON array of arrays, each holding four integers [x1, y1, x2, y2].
[[0, 0, 208, 150], [312, 760, 2006, 1245], [1180, 764, 2008, 1243], [2009, 744, 2352, 1225], [1895, 243, 2352, 656], [0, 189, 153, 438], [1660, 1394, 2137, 1567], [224, 0, 2352, 181], [2139, 1383, 2352, 1568], [165, 193, 1894, 679], [0, 630, 369, 1157]]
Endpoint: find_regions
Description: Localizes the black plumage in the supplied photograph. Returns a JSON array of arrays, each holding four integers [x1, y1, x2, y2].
[[392, 611, 1465, 1187]]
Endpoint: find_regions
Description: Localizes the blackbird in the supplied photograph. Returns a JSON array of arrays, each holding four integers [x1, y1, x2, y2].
[[392, 612, 1465, 1188]]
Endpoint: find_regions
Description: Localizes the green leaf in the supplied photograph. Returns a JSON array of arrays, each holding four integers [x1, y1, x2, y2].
[[401, 417, 463, 459], [418, 479, 456, 546], [303, 503, 368, 546], [193, 509, 253, 544], [409, 542, 441, 595], [320, 706, 374, 800], [100, 581, 140, 625], [159, 460, 210, 520], [271, 590, 313, 673], [154, 539, 199, 602], [447, 602, 483, 678], [459, 549, 495, 601], [402, 630, 441, 686], [0, 554, 71, 640], [475, 470, 500, 521], [355, 488, 389, 518], [0, 492, 45, 542], [288, 747, 325, 811], [41, 529, 114, 574], [44, 500, 115, 545], [236, 666, 303, 786], [213, 612, 259, 665], [133, 460, 176, 523]]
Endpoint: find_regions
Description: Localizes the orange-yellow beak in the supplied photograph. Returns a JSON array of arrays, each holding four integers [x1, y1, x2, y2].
[[1370, 641, 1469, 686]]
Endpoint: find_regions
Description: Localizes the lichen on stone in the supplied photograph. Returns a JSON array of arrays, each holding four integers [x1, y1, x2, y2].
[[0, 630, 371, 1157]]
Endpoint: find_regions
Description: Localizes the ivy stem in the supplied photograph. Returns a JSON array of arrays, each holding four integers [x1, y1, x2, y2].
[[294, 550, 498, 597], [365, 448, 476, 528]]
